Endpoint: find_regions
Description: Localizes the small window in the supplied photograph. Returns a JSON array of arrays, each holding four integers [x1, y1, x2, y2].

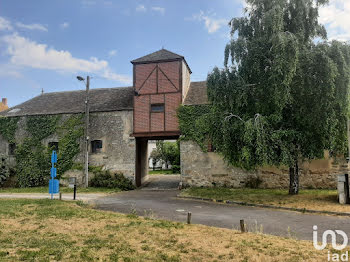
[[91, 140, 103, 153], [9, 143, 16, 155], [48, 142, 59, 152], [151, 103, 165, 113], [207, 141, 216, 152]]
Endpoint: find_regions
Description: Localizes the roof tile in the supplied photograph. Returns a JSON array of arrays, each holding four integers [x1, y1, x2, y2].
[[0, 87, 134, 117]]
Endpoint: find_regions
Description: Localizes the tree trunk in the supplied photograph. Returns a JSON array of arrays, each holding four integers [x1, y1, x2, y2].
[[289, 160, 299, 195]]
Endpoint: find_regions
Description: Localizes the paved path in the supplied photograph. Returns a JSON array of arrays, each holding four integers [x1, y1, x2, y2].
[[140, 174, 180, 190], [94, 189, 350, 242], [0, 193, 106, 203]]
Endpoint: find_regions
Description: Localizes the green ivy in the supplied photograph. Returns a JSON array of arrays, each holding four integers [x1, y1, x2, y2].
[[0, 156, 9, 186], [26, 115, 61, 141], [15, 114, 83, 187], [177, 104, 212, 150], [15, 138, 51, 187], [0, 117, 19, 143], [0, 114, 83, 187], [57, 114, 84, 175]]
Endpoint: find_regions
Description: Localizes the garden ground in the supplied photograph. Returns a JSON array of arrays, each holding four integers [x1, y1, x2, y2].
[[0, 199, 341, 261]]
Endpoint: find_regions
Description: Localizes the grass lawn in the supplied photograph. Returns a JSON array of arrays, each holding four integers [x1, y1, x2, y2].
[[148, 169, 175, 175], [0, 199, 337, 261], [0, 187, 120, 194], [180, 188, 350, 213]]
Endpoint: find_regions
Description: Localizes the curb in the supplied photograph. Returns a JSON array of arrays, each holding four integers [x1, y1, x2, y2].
[[177, 195, 350, 217]]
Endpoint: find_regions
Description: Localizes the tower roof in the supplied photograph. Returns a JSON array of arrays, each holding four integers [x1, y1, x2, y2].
[[131, 49, 183, 63], [131, 49, 191, 73]]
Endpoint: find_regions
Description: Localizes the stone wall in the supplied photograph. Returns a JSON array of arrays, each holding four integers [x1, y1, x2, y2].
[[180, 140, 348, 189], [88, 111, 135, 179], [0, 110, 136, 185]]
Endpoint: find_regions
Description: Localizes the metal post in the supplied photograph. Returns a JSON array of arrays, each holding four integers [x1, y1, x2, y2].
[[59, 192, 62, 200], [73, 185, 77, 200], [84, 76, 90, 188]]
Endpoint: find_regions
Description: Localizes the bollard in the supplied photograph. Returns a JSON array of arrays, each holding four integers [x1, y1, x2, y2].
[[59, 192, 62, 200], [187, 212, 192, 224], [240, 219, 246, 233], [73, 185, 77, 200]]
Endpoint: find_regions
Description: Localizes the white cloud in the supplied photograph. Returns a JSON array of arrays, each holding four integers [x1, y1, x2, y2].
[[2, 33, 131, 84], [60, 22, 70, 29], [151, 7, 165, 15], [136, 5, 146, 12], [0, 17, 12, 31], [191, 11, 228, 34], [16, 22, 48, 32], [108, 49, 117, 56], [319, 0, 350, 41]]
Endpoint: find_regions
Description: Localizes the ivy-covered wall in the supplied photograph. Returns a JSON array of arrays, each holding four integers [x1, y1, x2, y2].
[[0, 114, 84, 187], [0, 110, 136, 187], [177, 104, 211, 150]]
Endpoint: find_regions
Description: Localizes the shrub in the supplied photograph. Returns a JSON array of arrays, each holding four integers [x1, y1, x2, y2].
[[171, 165, 180, 174], [0, 156, 9, 187], [245, 176, 263, 189], [90, 170, 135, 190]]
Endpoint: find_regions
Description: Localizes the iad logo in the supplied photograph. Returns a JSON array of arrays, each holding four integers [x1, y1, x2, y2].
[[313, 225, 349, 261]]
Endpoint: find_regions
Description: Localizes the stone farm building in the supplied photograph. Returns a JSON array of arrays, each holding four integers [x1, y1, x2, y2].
[[0, 49, 346, 188]]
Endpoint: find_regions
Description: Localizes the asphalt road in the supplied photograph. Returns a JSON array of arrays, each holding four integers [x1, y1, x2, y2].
[[94, 188, 350, 242]]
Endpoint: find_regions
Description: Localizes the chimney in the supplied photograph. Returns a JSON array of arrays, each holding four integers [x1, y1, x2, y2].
[[2, 98, 7, 106]]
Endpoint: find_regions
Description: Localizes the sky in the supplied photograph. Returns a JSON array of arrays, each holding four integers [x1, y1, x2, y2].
[[0, 0, 349, 107]]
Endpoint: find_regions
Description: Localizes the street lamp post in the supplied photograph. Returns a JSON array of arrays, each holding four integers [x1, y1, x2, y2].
[[77, 75, 90, 188]]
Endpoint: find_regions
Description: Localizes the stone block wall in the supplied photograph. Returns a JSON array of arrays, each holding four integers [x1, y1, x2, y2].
[[0, 110, 136, 185], [180, 140, 348, 189], [89, 111, 135, 180]]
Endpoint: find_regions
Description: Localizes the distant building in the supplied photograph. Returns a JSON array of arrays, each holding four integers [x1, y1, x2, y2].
[[0, 98, 8, 112]]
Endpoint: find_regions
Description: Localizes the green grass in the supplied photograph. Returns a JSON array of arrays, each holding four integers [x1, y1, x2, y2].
[[180, 187, 345, 213], [0, 199, 334, 261], [0, 186, 121, 194], [148, 169, 174, 175]]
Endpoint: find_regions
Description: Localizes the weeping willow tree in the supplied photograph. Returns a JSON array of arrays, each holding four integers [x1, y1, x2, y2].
[[207, 0, 350, 194]]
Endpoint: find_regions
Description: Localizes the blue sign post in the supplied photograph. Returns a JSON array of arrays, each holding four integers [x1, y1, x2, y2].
[[49, 150, 59, 199]]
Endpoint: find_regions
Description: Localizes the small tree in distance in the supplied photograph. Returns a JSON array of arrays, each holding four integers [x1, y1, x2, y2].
[[207, 0, 350, 194], [154, 141, 180, 170]]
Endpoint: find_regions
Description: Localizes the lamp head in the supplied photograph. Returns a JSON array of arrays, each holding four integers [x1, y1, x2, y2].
[[77, 76, 85, 81]]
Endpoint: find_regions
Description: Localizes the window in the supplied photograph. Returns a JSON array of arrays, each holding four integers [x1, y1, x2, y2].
[[207, 140, 216, 152], [9, 143, 16, 155], [151, 103, 165, 113], [91, 140, 103, 153], [48, 142, 59, 152]]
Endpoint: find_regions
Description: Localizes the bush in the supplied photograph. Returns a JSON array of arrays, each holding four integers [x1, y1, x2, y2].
[[0, 156, 9, 187], [245, 176, 263, 189], [90, 170, 135, 190], [171, 165, 180, 174]]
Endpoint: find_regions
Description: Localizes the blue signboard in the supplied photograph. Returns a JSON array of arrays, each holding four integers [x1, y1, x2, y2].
[[49, 151, 59, 198], [49, 179, 59, 194]]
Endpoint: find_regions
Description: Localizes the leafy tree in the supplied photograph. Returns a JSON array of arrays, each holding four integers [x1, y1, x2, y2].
[[207, 0, 350, 194], [155, 141, 180, 169], [150, 148, 162, 170]]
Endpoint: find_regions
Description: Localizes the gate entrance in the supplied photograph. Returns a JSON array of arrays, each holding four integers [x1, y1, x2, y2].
[[131, 49, 191, 187], [135, 136, 179, 187]]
